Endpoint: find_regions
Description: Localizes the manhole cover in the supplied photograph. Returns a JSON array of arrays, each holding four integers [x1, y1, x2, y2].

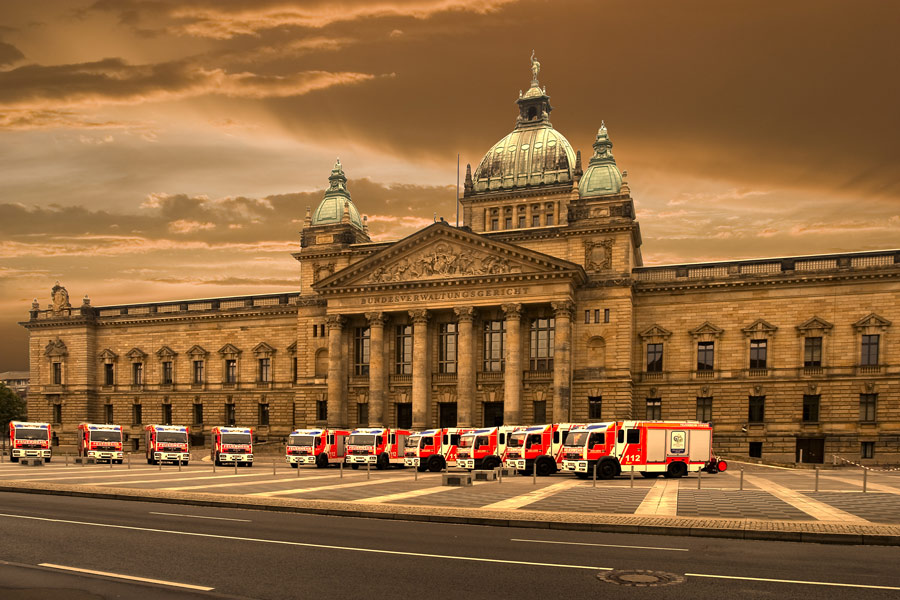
[[597, 570, 686, 587]]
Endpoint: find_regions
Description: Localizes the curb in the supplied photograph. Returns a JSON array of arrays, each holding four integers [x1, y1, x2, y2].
[[1, 482, 898, 547]]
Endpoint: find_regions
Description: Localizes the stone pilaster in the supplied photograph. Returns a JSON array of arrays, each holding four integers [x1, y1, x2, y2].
[[410, 309, 431, 429], [326, 314, 347, 427], [454, 306, 476, 427], [365, 311, 388, 426], [552, 300, 574, 422], [502, 303, 523, 425]]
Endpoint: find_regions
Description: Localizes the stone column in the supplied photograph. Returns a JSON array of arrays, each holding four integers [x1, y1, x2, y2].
[[326, 314, 347, 427], [454, 306, 476, 427], [365, 311, 387, 426], [552, 300, 574, 423], [502, 303, 523, 425], [410, 309, 431, 429]]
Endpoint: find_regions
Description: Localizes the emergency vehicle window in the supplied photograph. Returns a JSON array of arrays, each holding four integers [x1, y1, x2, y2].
[[527, 434, 541, 448], [441, 435, 447, 446], [476, 436, 489, 447], [589, 432, 605, 447], [553, 431, 560, 444], [377, 436, 384, 445], [450, 434, 460, 445], [423, 437, 434, 446], [15, 428, 49, 440], [327, 435, 334, 444], [389, 434, 394, 444], [499, 433, 505, 445], [627, 429, 640, 444], [617, 430, 624, 444]]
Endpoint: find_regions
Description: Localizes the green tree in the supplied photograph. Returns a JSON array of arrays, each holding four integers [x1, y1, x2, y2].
[[0, 383, 27, 438]]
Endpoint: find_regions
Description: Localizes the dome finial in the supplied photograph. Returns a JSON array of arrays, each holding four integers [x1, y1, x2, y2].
[[530, 50, 541, 85]]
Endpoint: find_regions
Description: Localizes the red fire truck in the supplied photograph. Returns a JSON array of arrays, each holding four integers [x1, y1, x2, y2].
[[8, 421, 51, 463], [286, 428, 349, 468], [211, 426, 253, 466], [560, 420, 727, 479], [456, 425, 522, 471], [78, 423, 124, 463], [504, 423, 583, 476], [403, 427, 474, 472], [145, 424, 190, 465], [344, 427, 410, 470]]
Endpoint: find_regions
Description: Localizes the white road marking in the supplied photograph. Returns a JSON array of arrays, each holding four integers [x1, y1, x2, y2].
[[685, 572, 900, 591], [0, 469, 217, 482], [38, 563, 213, 591], [0, 513, 610, 572], [816, 474, 900, 495], [480, 478, 583, 510], [356, 479, 470, 503], [634, 477, 678, 516], [85, 472, 273, 486], [741, 474, 869, 522], [149, 512, 251, 522], [250, 475, 411, 497], [161, 472, 339, 491], [511, 538, 688, 552]]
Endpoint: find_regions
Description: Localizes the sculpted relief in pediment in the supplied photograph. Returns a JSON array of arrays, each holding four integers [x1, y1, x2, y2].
[[367, 242, 521, 284]]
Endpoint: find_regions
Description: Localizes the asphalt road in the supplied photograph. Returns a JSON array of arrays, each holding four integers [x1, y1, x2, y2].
[[0, 491, 898, 599]]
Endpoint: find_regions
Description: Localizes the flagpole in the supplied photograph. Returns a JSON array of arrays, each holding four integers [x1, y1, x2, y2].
[[456, 153, 460, 227]]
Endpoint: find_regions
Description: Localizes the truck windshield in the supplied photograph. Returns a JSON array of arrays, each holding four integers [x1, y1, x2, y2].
[[15, 428, 49, 441], [289, 435, 316, 446], [348, 435, 375, 445], [564, 432, 588, 447], [221, 433, 250, 444], [458, 435, 475, 448], [158, 432, 188, 443], [508, 434, 526, 447], [405, 436, 421, 449], [90, 431, 121, 442]]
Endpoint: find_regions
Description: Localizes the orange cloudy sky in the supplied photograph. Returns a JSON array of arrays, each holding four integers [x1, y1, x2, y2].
[[1, 0, 899, 370]]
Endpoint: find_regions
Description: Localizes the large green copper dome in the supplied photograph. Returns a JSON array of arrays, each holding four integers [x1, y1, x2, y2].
[[311, 158, 364, 229], [579, 122, 623, 198]]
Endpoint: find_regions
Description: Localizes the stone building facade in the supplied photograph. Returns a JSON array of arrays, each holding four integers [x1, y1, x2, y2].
[[21, 60, 900, 463]]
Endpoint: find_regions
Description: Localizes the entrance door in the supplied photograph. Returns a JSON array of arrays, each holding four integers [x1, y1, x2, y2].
[[396, 403, 412, 429], [439, 403, 457, 428], [483, 402, 503, 427], [795, 438, 825, 464]]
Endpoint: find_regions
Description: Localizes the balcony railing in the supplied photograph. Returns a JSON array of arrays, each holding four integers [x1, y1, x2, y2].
[[433, 372, 457, 384], [642, 371, 665, 381], [803, 366, 824, 376], [857, 365, 882, 375], [693, 370, 715, 379], [524, 370, 553, 381], [747, 368, 769, 378], [477, 371, 503, 383], [390, 373, 412, 385]]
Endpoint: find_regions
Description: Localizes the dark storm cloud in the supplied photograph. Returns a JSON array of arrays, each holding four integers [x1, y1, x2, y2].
[[0, 41, 25, 66]]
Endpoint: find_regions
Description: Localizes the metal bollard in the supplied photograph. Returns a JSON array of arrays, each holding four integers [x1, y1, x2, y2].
[[697, 467, 702, 489], [498, 466, 502, 484], [739, 467, 744, 490], [815, 466, 819, 492], [593, 462, 597, 488], [631, 464, 635, 488], [110, 457, 113, 469], [127, 453, 131, 469], [533, 465, 537, 485], [159, 457, 162, 471], [297, 460, 300, 477], [234, 459, 237, 475], [213, 457, 216, 473], [273, 459, 276, 476], [65, 452, 69, 467], [863, 467, 868, 493], [340, 460, 344, 478], [178, 457, 182, 472], [414, 466, 418, 481], [367, 460, 371, 480], [82, 454, 86, 468]]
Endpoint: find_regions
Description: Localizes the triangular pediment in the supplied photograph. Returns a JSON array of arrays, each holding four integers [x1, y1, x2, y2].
[[125, 347, 146, 360], [315, 222, 585, 290], [639, 324, 672, 339], [742, 319, 778, 336], [218, 343, 242, 356], [187, 345, 208, 357], [689, 321, 724, 338], [853, 313, 892, 330], [797, 316, 834, 333], [97, 348, 118, 361], [286, 341, 297, 354], [253, 342, 276, 355], [156, 345, 177, 358]]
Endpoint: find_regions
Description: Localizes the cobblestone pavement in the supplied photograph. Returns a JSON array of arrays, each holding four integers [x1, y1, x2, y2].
[[2, 457, 899, 525]]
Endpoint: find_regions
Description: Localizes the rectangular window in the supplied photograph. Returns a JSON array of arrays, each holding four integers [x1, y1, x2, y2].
[[104, 404, 113, 424], [357, 403, 369, 426], [802, 394, 820, 423], [354, 327, 370, 376], [529, 317, 555, 370], [162, 403, 172, 426], [225, 359, 237, 384], [645, 398, 662, 420], [193, 403, 203, 425], [584, 310, 590, 324], [804, 336, 823, 367], [52, 362, 62, 385], [396, 403, 412, 429], [697, 342, 714, 371], [696, 397, 713, 422], [104, 363, 114, 386], [646, 343, 663, 372], [546, 214, 554, 226], [748, 395, 765, 423], [749, 339, 767, 369], [517, 215, 526, 228], [312, 324, 318, 337], [192, 360, 204, 384], [604, 308, 610, 323], [627, 429, 640, 444], [532, 214, 540, 227], [588, 396, 602, 420], [291, 357, 297, 383], [52, 403, 62, 424], [859, 393, 877, 422], [316, 399, 328, 421], [132, 362, 143, 385], [749, 442, 763, 458], [439, 323, 458, 374], [258, 358, 271, 382], [258, 403, 270, 426], [861, 334, 880, 366], [504, 216, 512, 229], [161, 361, 173, 385], [532, 400, 547, 424], [132, 404, 142, 425], [594, 309, 600, 324], [491, 218, 499, 231], [396, 325, 412, 375], [225, 403, 236, 426], [861, 441, 875, 459], [483, 320, 506, 372]]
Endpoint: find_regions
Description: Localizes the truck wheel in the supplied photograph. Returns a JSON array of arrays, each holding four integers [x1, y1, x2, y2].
[[416, 464, 428, 472], [351, 464, 359, 470], [315, 453, 328, 469], [427, 456, 444, 473], [598, 460, 617, 480], [665, 461, 687, 478], [535, 458, 555, 477], [376, 454, 390, 470], [290, 462, 299, 469], [10, 454, 18, 463], [483, 457, 500, 470], [45, 458, 52, 463]]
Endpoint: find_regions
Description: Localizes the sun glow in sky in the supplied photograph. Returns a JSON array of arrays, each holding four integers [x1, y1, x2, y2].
[[1, 0, 898, 369]]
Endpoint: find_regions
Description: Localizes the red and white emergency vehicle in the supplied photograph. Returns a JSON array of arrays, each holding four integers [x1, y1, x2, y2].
[[403, 427, 474, 472], [286, 428, 349, 468], [344, 427, 410, 469], [456, 425, 522, 471], [78, 423, 124, 463], [211, 426, 253, 466], [8, 421, 51, 463], [145, 424, 190, 465], [504, 423, 583, 476], [560, 420, 727, 479]]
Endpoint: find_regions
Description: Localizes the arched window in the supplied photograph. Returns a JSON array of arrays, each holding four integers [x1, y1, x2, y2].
[[315, 349, 329, 378]]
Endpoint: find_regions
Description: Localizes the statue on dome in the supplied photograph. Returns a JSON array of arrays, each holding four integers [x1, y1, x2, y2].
[[530, 50, 540, 83]]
